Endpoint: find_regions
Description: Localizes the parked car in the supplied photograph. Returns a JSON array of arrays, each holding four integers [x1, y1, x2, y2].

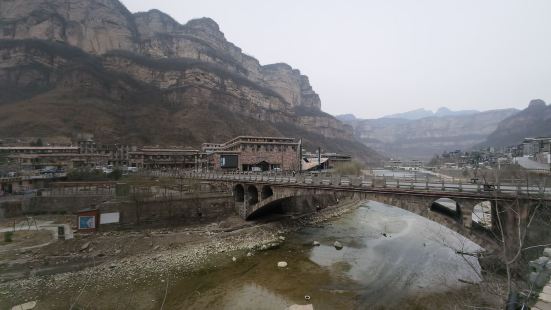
[[40, 167, 57, 174]]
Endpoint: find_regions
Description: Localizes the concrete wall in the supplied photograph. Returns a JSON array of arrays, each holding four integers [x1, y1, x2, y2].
[[25, 196, 113, 214], [0, 200, 23, 218], [104, 194, 234, 227]]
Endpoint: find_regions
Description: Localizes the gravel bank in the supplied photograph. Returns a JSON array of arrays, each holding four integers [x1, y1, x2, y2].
[[0, 199, 363, 305]]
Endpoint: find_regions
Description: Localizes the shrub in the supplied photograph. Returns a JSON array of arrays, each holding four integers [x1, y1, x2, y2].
[[333, 161, 364, 176], [67, 168, 122, 181], [4, 231, 13, 242]]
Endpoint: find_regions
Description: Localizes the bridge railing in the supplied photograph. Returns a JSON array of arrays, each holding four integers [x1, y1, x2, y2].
[[140, 170, 551, 197]]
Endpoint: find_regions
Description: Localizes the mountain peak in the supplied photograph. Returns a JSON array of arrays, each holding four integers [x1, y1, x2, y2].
[[335, 114, 357, 122], [435, 107, 451, 114], [527, 99, 547, 109], [185, 17, 221, 32]]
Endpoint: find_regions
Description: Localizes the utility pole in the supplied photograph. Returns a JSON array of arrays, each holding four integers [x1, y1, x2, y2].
[[298, 138, 302, 174], [318, 147, 321, 171]]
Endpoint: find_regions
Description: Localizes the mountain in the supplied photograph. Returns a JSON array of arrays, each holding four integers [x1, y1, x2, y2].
[[481, 100, 551, 147], [381, 107, 479, 120], [382, 108, 433, 120], [0, 0, 384, 164], [338, 109, 519, 160], [434, 107, 479, 117]]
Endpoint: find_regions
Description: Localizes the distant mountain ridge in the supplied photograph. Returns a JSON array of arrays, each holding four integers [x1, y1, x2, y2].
[[480, 99, 551, 147], [382, 107, 480, 120], [338, 108, 519, 160]]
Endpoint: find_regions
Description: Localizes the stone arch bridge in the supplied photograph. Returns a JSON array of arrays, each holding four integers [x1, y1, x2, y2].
[[183, 172, 551, 250]]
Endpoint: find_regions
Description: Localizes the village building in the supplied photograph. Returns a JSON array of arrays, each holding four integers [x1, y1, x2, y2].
[[78, 140, 137, 167], [0, 146, 107, 171], [302, 152, 352, 171], [129, 147, 202, 170], [202, 136, 301, 172]]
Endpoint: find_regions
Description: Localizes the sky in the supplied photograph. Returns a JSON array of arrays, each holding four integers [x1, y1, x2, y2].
[[122, 0, 551, 119]]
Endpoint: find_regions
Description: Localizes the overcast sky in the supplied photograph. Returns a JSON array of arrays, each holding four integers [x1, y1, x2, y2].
[[122, 0, 551, 119]]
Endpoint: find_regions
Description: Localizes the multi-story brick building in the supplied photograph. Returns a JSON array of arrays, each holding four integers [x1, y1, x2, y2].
[[78, 140, 137, 166], [203, 136, 301, 172], [129, 147, 202, 169]]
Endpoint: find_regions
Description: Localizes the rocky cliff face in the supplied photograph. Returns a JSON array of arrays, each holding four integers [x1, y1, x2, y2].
[[339, 109, 518, 160], [0, 0, 323, 112], [481, 100, 551, 147], [0, 0, 380, 162]]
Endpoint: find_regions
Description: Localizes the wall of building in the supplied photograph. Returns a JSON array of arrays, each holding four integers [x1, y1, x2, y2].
[[239, 146, 299, 171]]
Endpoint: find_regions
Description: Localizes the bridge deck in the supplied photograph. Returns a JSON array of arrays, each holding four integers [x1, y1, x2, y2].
[[178, 172, 551, 201]]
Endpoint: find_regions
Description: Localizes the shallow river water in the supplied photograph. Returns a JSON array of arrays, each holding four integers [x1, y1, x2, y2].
[[163, 201, 482, 309], [22, 201, 486, 309]]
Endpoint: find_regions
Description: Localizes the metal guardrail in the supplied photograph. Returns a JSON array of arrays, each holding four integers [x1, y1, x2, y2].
[[0, 173, 67, 182], [149, 171, 551, 197]]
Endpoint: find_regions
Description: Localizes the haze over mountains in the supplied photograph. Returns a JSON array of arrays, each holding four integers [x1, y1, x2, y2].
[[382, 107, 480, 120], [338, 107, 527, 160], [339, 100, 551, 160], [0, 0, 383, 164]]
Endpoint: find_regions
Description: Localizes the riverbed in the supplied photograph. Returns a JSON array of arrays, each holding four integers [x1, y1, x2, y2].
[[160, 201, 484, 309], [3, 200, 496, 309]]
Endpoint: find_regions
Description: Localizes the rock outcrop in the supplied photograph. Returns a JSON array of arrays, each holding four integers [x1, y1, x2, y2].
[[0, 0, 381, 162], [481, 100, 551, 147]]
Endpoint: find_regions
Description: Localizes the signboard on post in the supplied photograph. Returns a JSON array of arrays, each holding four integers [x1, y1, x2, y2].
[[100, 212, 120, 224], [79, 216, 96, 229], [76, 209, 99, 233]]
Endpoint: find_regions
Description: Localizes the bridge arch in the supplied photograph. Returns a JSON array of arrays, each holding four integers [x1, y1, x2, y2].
[[247, 185, 259, 205], [261, 185, 273, 200], [472, 200, 494, 232], [233, 184, 244, 202], [430, 198, 462, 223]]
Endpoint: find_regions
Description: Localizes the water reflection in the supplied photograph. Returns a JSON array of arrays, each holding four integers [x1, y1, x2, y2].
[[30, 200, 484, 309], [169, 200, 482, 309]]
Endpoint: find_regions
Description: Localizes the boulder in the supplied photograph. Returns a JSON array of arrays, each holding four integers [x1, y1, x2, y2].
[[530, 257, 550, 273], [11, 301, 37, 310], [277, 261, 288, 268], [287, 305, 314, 310], [334, 241, 343, 250], [80, 242, 90, 251], [544, 248, 551, 258], [312, 241, 320, 246], [529, 271, 548, 288]]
